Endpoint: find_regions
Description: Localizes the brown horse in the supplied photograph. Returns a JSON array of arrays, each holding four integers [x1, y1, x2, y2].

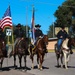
[[0, 39, 7, 68], [29, 35, 48, 70], [55, 37, 74, 68], [10, 37, 29, 70]]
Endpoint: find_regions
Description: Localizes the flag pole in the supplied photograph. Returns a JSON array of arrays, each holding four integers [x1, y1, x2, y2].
[[7, 35, 10, 44], [11, 26, 14, 53], [26, 6, 28, 38], [31, 5, 35, 45]]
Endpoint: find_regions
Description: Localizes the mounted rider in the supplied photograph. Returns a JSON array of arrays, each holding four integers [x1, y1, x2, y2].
[[56, 26, 68, 54], [35, 24, 43, 43], [14, 23, 24, 46], [34, 24, 48, 53]]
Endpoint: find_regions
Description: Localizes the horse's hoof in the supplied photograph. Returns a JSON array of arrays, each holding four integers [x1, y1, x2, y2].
[[31, 64, 34, 69], [22, 69, 27, 72], [37, 65, 40, 69], [57, 65, 60, 68], [31, 66, 34, 69], [39, 68, 43, 71], [65, 67, 68, 69], [31, 67, 33, 69]]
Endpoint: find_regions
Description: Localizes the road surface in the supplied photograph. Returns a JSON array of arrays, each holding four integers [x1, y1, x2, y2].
[[0, 52, 75, 75]]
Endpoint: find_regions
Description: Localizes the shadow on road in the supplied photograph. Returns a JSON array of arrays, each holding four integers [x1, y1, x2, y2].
[[0, 66, 31, 72], [55, 65, 75, 69], [32, 65, 49, 69]]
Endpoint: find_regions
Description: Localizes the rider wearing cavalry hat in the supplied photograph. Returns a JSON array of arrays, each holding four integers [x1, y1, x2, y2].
[[57, 26, 68, 53], [34, 24, 48, 53], [13, 23, 24, 51]]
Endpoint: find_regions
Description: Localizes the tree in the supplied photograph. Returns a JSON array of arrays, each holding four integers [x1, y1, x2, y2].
[[4, 23, 30, 44], [54, 0, 75, 27], [47, 24, 54, 38], [47, 0, 75, 38]]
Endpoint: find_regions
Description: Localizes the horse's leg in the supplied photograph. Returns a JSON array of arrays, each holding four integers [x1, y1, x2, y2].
[[39, 54, 43, 70], [30, 45, 34, 69], [63, 52, 68, 69], [66, 53, 70, 68], [18, 55, 22, 68], [14, 55, 16, 67], [30, 53, 34, 69], [56, 54, 60, 67], [55, 45, 60, 67], [60, 53, 63, 68], [24, 55, 27, 70], [37, 53, 39, 69], [0, 58, 4, 68], [31, 54, 34, 69]]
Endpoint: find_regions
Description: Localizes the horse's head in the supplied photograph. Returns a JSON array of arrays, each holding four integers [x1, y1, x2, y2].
[[20, 37, 29, 48], [69, 37, 75, 46], [43, 35, 48, 45]]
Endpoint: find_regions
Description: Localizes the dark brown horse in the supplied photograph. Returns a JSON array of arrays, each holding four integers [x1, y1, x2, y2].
[[55, 37, 74, 68], [0, 39, 7, 68], [29, 35, 48, 70], [10, 37, 29, 70]]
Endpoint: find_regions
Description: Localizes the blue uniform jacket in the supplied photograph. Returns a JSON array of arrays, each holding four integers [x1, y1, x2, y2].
[[57, 30, 68, 39]]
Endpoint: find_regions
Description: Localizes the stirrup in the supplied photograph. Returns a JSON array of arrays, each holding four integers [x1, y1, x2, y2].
[[32, 45, 36, 50]]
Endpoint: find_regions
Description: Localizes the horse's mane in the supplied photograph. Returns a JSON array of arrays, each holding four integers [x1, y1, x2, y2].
[[15, 37, 29, 55], [36, 35, 48, 50]]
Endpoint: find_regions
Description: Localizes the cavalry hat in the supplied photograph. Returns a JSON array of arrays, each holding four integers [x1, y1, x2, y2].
[[35, 24, 41, 27], [61, 25, 65, 29], [16, 23, 21, 27]]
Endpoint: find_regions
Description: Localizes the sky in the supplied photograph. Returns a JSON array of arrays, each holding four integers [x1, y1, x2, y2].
[[0, 0, 66, 34]]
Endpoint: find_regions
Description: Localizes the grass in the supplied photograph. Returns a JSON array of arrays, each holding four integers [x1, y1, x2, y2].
[[48, 49, 75, 53]]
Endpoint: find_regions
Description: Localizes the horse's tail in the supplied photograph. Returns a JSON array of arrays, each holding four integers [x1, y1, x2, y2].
[[29, 44, 36, 59], [8, 45, 14, 58], [55, 43, 57, 52]]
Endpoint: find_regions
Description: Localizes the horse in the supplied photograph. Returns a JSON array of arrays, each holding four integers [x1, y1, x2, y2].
[[29, 35, 48, 70], [55, 37, 74, 69], [9, 37, 29, 70], [0, 39, 7, 68]]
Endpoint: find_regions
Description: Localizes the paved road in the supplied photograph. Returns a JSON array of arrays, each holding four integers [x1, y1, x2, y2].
[[0, 52, 75, 75]]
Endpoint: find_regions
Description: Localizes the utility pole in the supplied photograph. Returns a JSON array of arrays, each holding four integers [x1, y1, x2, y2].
[[53, 17, 55, 38], [26, 6, 28, 37], [48, 16, 55, 38]]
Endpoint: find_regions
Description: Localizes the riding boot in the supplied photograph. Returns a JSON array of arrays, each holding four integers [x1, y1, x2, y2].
[[45, 49, 48, 53], [70, 50, 73, 54], [44, 46, 48, 53]]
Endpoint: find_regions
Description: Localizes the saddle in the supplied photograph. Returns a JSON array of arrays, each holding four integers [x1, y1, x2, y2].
[[31, 38, 48, 54], [16, 38, 29, 55]]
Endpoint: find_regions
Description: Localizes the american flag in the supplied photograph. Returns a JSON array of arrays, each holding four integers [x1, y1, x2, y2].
[[31, 6, 35, 44], [0, 6, 12, 30]]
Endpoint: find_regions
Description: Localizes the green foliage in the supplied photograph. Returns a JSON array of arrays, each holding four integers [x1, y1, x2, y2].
[[4, 23, 31, 44], [54, 0, 75, 27], [47, 24, 54, 38], [47, 0, 75, 38]]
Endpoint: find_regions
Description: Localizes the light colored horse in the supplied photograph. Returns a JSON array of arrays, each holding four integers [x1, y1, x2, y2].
[[55, 38, 71, 69], [61, 38, 70, 69]]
